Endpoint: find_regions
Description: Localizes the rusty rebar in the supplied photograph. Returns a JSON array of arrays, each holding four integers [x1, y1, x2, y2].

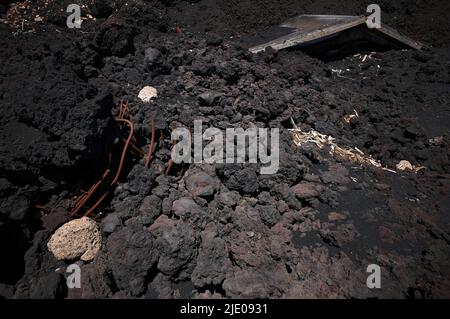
[[70, 169, 111, 216], [165, 159, 174, 175], [112, 119, 134, 186], [84, 191, 110, 217], [67, 101, 140, 217]]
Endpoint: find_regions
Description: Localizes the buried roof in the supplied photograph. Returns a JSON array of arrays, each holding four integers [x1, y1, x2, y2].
[[248, 15, 423, 56]]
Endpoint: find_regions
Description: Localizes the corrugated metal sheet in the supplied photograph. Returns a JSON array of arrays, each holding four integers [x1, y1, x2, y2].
[[249, 15, 422, 53]]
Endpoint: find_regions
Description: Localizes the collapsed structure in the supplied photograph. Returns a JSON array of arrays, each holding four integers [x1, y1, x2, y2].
[[249, 15, 422, 58]]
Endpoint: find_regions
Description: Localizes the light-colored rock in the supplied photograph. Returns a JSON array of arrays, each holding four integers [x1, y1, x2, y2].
[[138, 86, 158, 102], [47, 217, 102, 261], [396, 160, 413, 171]]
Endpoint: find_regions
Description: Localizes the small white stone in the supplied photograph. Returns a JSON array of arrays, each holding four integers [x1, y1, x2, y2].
[[47, 217, 102, 262], [138, 86, 158, 102], [396, 160, 413, 171]]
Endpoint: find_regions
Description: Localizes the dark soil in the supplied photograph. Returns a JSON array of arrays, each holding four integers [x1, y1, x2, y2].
[[0, 0, 449, 299]]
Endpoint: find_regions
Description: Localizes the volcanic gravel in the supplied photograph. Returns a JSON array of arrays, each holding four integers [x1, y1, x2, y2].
[[0, 0, 449, 299]]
